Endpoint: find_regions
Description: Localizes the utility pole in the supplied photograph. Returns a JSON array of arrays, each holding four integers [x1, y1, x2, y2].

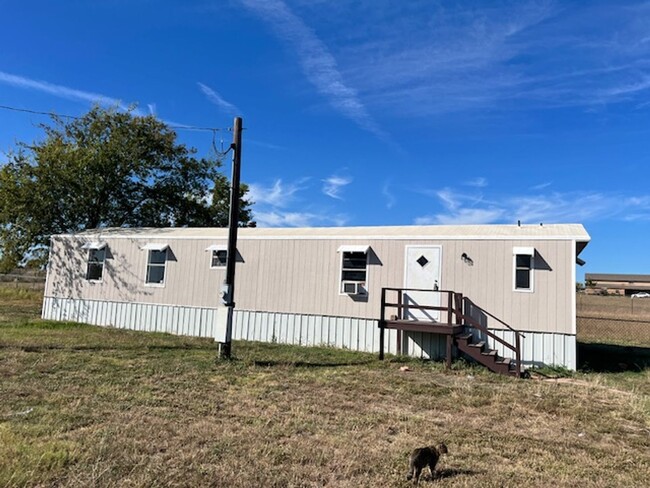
[[219, 116, 242, 359]]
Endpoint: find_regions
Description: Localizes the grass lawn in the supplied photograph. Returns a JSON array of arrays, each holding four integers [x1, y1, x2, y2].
[[1, 287, 649, 487]]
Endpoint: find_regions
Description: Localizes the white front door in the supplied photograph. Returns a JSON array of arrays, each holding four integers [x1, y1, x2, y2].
[[404, 246, 442, 321]]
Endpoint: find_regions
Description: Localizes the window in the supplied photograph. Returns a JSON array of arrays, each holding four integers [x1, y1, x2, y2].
[[513, 247, 534, 292], [146, 250, 167, 284], [86, 249, 105, 281], [82, 242, 107, 281], [206, 244, 228, 268], [338, 245, 370, 295], [141, 243, 169, 285], [86, 248, 106, 281], [211, 250, 227, 268]]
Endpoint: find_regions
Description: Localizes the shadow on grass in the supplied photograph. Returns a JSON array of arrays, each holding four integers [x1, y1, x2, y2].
[[252, 359, 375, 368], [4, 343, 215, 353], [578, 341, 650, 372], [422, 468, 478, 481]]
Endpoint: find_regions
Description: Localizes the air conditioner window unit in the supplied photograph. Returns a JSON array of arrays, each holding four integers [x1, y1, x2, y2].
[[342, 281, 366, 295]]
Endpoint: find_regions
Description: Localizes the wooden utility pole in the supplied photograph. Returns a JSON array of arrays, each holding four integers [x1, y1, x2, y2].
[[219, 116, 243, 359]]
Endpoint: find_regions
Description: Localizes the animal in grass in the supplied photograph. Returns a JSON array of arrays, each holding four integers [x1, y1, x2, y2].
[[406, 443, 448, 484]]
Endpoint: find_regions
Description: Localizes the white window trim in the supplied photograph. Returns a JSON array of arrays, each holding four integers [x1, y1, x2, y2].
[[144, 248, 168, 288], [513, 250, 535, 293], [209, 249, 228, 269], [81, 241, 107, 250], [205, 244, 227, 252], [513, 246, 534, 256], [338, 247, 369, 296], [140, 243, 169, 251], [337, 244, 371, 253]]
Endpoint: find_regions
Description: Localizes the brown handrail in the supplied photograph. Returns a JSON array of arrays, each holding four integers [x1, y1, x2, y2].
[[379, 287, 523, 376], [460, 296, 523, 374], [384, 302, 450, 312], [379, 287, 386, 360], [462, 313, 518, 353], [463, 297, 526, 339]]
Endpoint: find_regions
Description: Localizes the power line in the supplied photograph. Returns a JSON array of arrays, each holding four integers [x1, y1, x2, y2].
[[0, 104, 231, 132]]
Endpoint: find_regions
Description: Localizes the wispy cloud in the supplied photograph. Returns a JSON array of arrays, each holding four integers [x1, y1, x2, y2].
[[322, 1, 650, 116], [322, 175, 352, 199], [247, 138, 285, 150], [239, 0, 386, 138], [197, 82, 240, 115], [465, 177, 488, 188], [247, 178, 307, 207], [254, 210, 348, 227], [415, 208, 505, 226], [415, 186, 650, 225], [530, 181, 553, 191], [249, 176, 350, 227], [0, 70, 135, 111], [382, 181, 396, 209]]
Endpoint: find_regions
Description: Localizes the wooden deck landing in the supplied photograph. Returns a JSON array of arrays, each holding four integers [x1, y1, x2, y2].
[[383, 320, 463, 335], [379, 287, 524, 377]]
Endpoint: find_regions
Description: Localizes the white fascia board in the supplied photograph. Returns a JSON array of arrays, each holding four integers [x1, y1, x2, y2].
[[337, 245, 371, 253], [140, 243, 169, 251], [59, 234, 585, 241], [205, 244, 228, 252]]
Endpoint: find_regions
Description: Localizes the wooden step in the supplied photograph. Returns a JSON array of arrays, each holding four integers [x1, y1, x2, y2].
[[454, 332, 523, 378]]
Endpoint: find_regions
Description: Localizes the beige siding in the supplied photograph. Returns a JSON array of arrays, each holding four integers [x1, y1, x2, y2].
[[46, 235, 576, 335], [440, 239, 573, 334]]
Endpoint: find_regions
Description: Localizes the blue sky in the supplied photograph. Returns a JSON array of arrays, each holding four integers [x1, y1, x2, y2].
[[1, 0, 650, 280]]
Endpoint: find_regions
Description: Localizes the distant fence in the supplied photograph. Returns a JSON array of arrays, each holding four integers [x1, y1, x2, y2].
[[577, 315, 650, 346], [0, 273, 46, 290]]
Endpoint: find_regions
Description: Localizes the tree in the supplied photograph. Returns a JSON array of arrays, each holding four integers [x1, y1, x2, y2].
[[0, 106, 253, 271]]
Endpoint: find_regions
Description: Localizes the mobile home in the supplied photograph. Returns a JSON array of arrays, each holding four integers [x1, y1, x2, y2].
[[43, 224, 590, 371]]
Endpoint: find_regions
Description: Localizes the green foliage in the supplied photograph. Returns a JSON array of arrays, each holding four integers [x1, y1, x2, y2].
[[0, 106, 253, 270]]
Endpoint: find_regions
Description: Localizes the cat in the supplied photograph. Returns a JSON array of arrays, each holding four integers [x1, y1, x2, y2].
[[406, 443, 448, 484]]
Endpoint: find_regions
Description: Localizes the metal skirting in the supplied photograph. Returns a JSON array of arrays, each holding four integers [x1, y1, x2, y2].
[[231, 310, 397, 353], [42, 296, 218, 338], [41, 297, 576, 369], [41, 297, 399, 355], [464, 328, 577, 370]]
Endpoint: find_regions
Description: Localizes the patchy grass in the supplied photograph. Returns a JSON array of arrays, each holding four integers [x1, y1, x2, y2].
[[1, 291, 649, 487], [0, 284, 44, 326]]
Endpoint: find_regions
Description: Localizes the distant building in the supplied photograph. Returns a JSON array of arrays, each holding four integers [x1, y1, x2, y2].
[[584, 273, 650, 296]]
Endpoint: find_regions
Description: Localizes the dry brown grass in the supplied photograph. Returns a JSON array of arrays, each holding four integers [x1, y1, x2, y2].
[[1, 288, 649, 487], [578, 293, 650, 319]]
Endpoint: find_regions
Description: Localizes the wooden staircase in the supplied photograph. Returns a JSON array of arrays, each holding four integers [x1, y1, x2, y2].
[[378, 287, 525, 378], [455, 333, 521, 377]]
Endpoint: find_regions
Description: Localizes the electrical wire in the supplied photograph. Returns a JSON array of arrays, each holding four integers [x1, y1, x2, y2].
[[0, 104, 231, 133], [211, 129, 233, 160]]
